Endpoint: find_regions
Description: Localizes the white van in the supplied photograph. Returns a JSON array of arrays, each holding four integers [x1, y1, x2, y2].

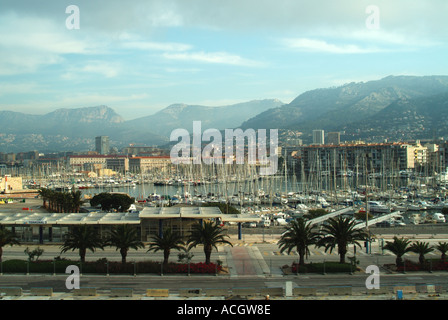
[[259, 219, 271, 228], [432, 212, 446, 223]]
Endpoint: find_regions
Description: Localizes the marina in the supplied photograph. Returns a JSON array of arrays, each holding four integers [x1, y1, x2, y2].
[[7, 162, 447, 231]]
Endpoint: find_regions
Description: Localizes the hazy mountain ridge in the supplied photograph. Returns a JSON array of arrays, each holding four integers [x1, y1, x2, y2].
[[128, 99, 285, 136], [2, 75, 448, 152], [343, 91, 448, 141], [0, 100, 284, 152], [0, 105, 164, 153], [242, 76, 448, 130]]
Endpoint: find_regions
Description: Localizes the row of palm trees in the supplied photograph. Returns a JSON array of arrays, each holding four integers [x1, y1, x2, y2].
[[277, 215, 448, 268], [278, 216, 368, 265], [38, 188, 84, 213], [383, 237, 448, 267], [0, 221, 231, 266]]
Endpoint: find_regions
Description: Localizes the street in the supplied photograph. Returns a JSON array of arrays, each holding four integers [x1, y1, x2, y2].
[[1, 236, 448, 296]]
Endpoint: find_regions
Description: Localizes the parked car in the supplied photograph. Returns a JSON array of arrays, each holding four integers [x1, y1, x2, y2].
[[242, 222, 257, 228]]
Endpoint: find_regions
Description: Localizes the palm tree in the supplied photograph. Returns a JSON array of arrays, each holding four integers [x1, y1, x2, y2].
[[47, 190, 56, 212], [0, 228, 20, 263], [434, 242, 448, 261], [187, 221, 233, 264], [55, 192, 64, 213], [384, 236, 412, 267], [316, 216, 368, 264], [410, 241, 434, 265], [38, 188, 50, 209], [105, 224, 144, 264], [277, 218, 319, 265], [147, 228, 185, 266], [62, 192, 73, 213], [60, 225, 104, 263], [71, 190, 83, 213]]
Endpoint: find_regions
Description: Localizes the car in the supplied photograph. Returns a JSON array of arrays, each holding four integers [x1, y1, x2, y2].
[[242, 222, 257, 228]]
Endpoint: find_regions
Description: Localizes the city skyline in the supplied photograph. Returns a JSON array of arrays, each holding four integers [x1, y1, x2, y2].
[[1, 1, 447, 120]]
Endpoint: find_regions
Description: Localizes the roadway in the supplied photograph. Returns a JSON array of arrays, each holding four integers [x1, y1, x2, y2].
[[1, 232, 448, 297]]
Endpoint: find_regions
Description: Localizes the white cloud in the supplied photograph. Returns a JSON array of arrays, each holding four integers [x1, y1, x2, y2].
[[122, 40, 192, 52], [281, 38, 385, 54], [163, 51, 263, 67], [0, 12, 105, 75], [61, 61, 122, 81], [80, 62, 120, 78]]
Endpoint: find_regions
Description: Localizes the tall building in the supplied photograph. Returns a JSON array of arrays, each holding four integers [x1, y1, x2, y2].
[[312, 130, 325, 145], [327, 132, 341, 145], [95, 136, 110, 155]]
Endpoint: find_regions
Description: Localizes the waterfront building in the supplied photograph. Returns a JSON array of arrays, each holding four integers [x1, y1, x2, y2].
[[106, 157, 129, 173], [0, 206, 258, 243], [129, 156, 172, 173], [301, 142, 416, 175], [0, 176, 23, 193], [69, 155, 128, 173]]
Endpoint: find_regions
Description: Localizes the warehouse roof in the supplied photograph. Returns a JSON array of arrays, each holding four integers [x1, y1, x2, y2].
[[0, 206, 260, 225]]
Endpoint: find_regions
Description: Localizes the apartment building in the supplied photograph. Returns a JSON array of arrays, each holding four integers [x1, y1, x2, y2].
[[300, 142, 415, 174]]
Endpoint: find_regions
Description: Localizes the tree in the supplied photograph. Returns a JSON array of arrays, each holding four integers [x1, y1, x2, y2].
[[410, 241, 434, 265], [105, 224, 144, 264], [147, 228, 185, 266], [435, 242, 448, 261], [0, 228, 20, 263], [24, 247, 44, 262], [316, 216, 368, 264], [384, 237, 412, 267], [62, 192, 73, 213], [71, 190, 84, 213], [277, 218, 319, 265], [111, 194, 135, 212], [187, 221, 233, 264], [38, 188, 51, 209], [90, 193, 135, 212], [90, 193, 113, 211], [60, 225, 104, 263]]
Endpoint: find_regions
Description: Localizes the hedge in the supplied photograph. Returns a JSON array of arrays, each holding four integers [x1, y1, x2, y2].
[[396, 259, 448, 272], [0, 259, 221, 275]]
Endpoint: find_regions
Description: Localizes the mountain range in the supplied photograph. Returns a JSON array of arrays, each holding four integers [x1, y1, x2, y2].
[[2, 75, 448, 153], [0, 100, 283, 153], [242, 75, 448, 141], [128, 99, 284, 137]]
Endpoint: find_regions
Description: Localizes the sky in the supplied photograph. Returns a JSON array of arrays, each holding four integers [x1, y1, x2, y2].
[[0, 0, 447, 120]]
